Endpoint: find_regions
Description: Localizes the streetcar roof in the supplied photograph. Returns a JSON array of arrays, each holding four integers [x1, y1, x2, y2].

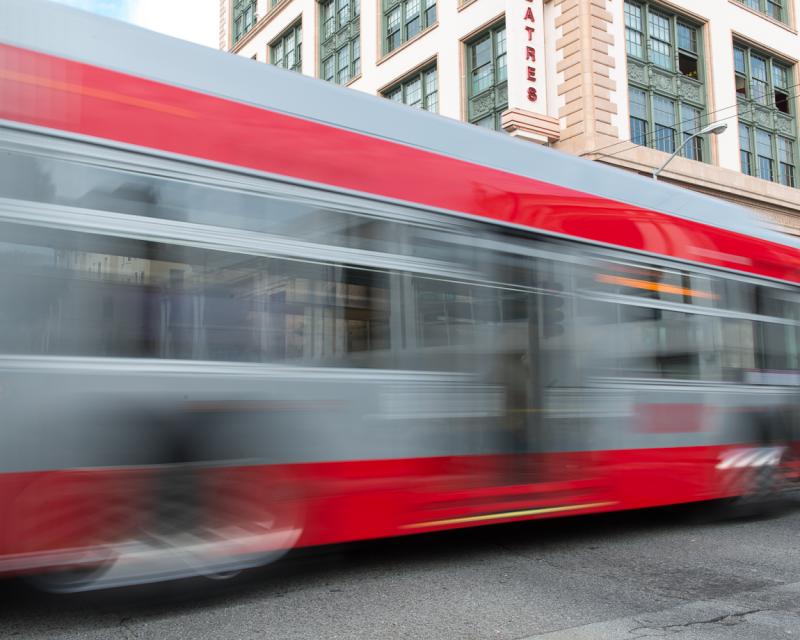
[[3, 0, 799, 257]]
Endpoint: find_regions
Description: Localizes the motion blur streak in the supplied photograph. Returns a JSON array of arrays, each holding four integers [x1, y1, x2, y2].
[[595, 273, 720, 300], [0, 67, 198, 118], [401, 502, 618, 529], [0, 0, 798, 592]]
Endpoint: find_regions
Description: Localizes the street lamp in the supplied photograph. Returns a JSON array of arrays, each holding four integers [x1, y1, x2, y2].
[[652, 121, 728, 180]]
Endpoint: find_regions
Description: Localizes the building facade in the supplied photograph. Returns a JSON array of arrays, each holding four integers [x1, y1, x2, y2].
[[219, 0, 800, 236]]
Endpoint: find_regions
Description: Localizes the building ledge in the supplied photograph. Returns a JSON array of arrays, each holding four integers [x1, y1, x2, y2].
[[586, 146, 800, 231], [501, 108, 560, 144]]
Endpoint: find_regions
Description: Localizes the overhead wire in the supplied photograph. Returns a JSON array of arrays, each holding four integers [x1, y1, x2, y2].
[[584, 78, 800, 161]]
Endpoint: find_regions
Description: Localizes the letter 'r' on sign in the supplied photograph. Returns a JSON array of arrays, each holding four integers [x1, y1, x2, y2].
[[526, 47, 536, 62]]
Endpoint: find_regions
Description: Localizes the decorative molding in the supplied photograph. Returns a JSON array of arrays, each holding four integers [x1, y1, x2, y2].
[[627, 59, 647, 84]]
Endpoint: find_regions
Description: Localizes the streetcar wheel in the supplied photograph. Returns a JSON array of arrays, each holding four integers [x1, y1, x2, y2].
[[727, 452, 785, 519], [196, 465, 304, 576], [12, 469, 146, 593]]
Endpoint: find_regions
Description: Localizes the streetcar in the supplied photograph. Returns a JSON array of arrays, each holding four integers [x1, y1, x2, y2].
[[0, 0, 798, 591]]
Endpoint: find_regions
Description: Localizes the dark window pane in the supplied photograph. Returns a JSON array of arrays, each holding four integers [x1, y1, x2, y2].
[[775, 90, 790, 114], [678, 53, 698, 78], [735, 74, 748, 99]]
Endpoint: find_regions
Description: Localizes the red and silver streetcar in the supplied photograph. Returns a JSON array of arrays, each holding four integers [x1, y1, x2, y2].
[[0, 0, 798, 591]]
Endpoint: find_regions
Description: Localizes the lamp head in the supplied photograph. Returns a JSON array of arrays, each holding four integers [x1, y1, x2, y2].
[[699, 122, 728, 136]]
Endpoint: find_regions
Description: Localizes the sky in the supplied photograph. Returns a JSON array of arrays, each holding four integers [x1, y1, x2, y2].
[[51, 0, 219, 48]]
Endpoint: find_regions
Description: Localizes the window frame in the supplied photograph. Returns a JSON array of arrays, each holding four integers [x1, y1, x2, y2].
[[733, 0, 787, 24], [465, 22, 508, 132], [382, 0, 437, 55], [382, 63, 439, 113], [232, 0, 258, 45], [734, 42, 797, 187], [624, 2, 708, 162], [319, 0, 361, 85], [270, 21, 303, 73]]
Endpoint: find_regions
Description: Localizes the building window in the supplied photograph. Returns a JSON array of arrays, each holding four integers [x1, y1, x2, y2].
[[271, 22, 302, 73], [778, 137, 796, 186], [232, 0, 257, 44], [756, 129, 775, 180], [466, 23, 507, 131], [733, 0, 786, 23], [624, 2, 707, 161], [383, 0, 437, 54], [739, 123, 753, 176], [320, 0, 360, 84], [735, 43, 797, 187], [740, 125, 796, 186], [383, 65, 438, 112], [624, 2, 644, 58]]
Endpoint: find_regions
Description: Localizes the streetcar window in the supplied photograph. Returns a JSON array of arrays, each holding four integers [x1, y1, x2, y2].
[[0, 224, 391, 365], [758, 322, 799, 371], [414, 278, 499, 348], [711, 318, 756, 382], [712, 279, 757, 313], [578, 299, 708, 381], [617, 308, 703, 380], [754, 287, 800, 371]]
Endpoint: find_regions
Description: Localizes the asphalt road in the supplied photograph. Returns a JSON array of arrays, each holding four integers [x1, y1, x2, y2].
[[3, 497, 800, 640]]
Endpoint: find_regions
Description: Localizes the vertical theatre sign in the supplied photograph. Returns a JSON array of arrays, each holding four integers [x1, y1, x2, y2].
[[504, 0, 557, 142], [524, 0, 537, 103]]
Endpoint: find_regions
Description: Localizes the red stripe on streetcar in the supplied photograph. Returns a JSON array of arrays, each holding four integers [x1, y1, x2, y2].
[[0, 444, 745, 569], [0, 43, 797, 283]]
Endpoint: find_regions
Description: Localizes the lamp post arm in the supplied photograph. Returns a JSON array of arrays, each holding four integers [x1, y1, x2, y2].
[[652, 133, 696, 180]]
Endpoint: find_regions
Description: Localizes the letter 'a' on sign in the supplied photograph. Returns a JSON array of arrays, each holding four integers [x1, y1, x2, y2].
[[524, 7, 535, 21]]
